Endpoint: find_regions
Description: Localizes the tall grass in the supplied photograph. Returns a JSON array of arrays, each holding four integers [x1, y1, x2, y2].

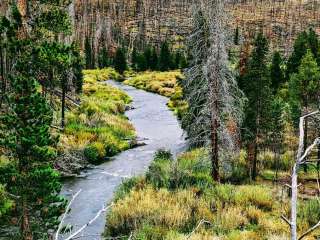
[[124, 71, 188, 118], [105, 148, 320, 239], [59, 68, 135, 164]]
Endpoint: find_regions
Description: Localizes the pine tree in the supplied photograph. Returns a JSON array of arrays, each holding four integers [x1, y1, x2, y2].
[[270, 51, 284, 93], [143, 46, 152, 70], [182, 5, 210, 148], [159, 41, 171, 71], [183, 1, 243, 181], [137, 53, 147, 71], [98, 46, 110, 69], [114, 47, 127, 74], [0, 61, 64, 239], [174, 50, 182, 69], [234, 26, 240, 45], [85, 36, 93, 69], [286, 31, 308, 78], [289, 50, 320, 122], [307, 28, 320, 65], [150, 47, 159, 70], [242, 32, 272, 180], [131, 47, 139, 70]]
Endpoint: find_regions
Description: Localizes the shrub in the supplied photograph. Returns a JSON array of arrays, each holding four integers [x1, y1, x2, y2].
[[146, 157, 171, 189], [154, 149, 173, 161], [114, 176, 146, 202], [0, 184, 12, 217], [84, 142, 106, 164]]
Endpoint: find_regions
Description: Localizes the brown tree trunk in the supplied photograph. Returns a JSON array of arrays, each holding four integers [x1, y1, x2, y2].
[[211, 118, 220, 182], [17, 0, 28, 39], [247, 141, 257, 180], [22, 198, 32, 240]]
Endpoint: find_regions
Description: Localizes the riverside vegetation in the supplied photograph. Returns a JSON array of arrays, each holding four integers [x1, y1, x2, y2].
[[56, 68, 136, 174], [104, 149, 320, 240]]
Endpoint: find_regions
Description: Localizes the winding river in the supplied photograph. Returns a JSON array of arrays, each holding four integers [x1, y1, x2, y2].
[[59, 80, 187, 240]]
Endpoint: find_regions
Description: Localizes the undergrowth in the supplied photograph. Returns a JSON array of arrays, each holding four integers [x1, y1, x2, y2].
[[59, 68, 135, 164], [105, 148, 320, 240], [124, 71, 188, 118]]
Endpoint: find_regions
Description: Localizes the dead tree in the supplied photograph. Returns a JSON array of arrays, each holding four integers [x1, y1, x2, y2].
[[282, 110, 320, 240]]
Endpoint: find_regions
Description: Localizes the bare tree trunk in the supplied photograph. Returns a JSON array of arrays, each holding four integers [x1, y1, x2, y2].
[[61, 84, 66, 129], [22, 198, 32, 240], [291, 163, 298, 240], [211, 117, 219, 181]]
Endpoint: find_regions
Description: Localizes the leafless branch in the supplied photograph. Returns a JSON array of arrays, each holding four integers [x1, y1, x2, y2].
[[186, 219, 212, 239], [298, 221, 320, 240], [281, 215, 291, 226], [63, 203, 114, 240], [55, 189, 82, 240]]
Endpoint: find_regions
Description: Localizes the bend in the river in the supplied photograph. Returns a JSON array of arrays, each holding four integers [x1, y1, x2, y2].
[[59, 80, 187, 240]]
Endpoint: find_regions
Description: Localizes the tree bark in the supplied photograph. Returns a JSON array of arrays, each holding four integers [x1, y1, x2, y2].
[[22, 198, 33, 240], [61, 83, 66, 129], [211, 117, 219, 182]]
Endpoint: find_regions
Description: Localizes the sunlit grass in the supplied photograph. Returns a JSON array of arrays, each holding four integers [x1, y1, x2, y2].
[[105, 148, 320, 239], [59, 68, 135, 164], [124, 71, 188, 118]]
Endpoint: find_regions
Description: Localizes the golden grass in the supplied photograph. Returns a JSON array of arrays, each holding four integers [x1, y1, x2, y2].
[[124, 71, 188, 117], [105, 148, 320, 240], [59, 68, 135, 162]]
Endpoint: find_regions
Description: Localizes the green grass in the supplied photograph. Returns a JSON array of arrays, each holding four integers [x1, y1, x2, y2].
[[105, 148, 320, 240], [59, 68, 135, 164], [124, 71, 188, 118]]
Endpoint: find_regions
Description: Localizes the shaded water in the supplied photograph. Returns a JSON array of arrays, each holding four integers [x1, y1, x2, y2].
[[60, 80, 187, 240]]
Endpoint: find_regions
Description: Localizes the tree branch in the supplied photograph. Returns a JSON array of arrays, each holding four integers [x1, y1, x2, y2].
[[281, 215, 291, 226], [55, 189, 82, 240], [63, 203, 114, 240], [298, 221, 320, 240], [186, 219, 211, 239]]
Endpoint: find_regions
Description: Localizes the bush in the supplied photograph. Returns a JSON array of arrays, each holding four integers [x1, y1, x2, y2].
[[113, 176, 146, 202], [0, 184, 12, 218], [84, 142, 106, 164], [146, 157, 171, 189], [154, 149, 173, 161]]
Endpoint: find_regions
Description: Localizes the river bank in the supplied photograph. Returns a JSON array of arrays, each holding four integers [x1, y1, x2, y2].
[[59, 80, 186, 240]]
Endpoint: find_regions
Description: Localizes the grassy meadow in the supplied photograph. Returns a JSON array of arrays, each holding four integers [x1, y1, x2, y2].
[[104, 149, 320, 240], [124, 71, 188, 118], [58, 68, 135, 164]]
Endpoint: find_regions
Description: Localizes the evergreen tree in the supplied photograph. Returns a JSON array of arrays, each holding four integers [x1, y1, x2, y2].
[[270, 51, 284, 93], [143, 46, 152, 70], [289, 50, 320, 123], [114, 47, 127, 74], [179, 53, 188, 69], [307, 28, 320, 64], [150, 47, 159, 70], [286, 31, 309, 78], [182, 6, 210, 148], [85, 36, 93, 69], [234, 26, 240, 45], [159, 41, 172, 71], [131, 47, 139, 70], [98, 46, 110, 69], [241, 32, 272, 180], [0, 61, 64, 239], [174, 50, 182, 69], [137, 53, 147, 71]]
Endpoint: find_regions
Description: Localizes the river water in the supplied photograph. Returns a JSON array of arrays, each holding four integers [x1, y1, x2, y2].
[[59, 80, 187, 240]]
